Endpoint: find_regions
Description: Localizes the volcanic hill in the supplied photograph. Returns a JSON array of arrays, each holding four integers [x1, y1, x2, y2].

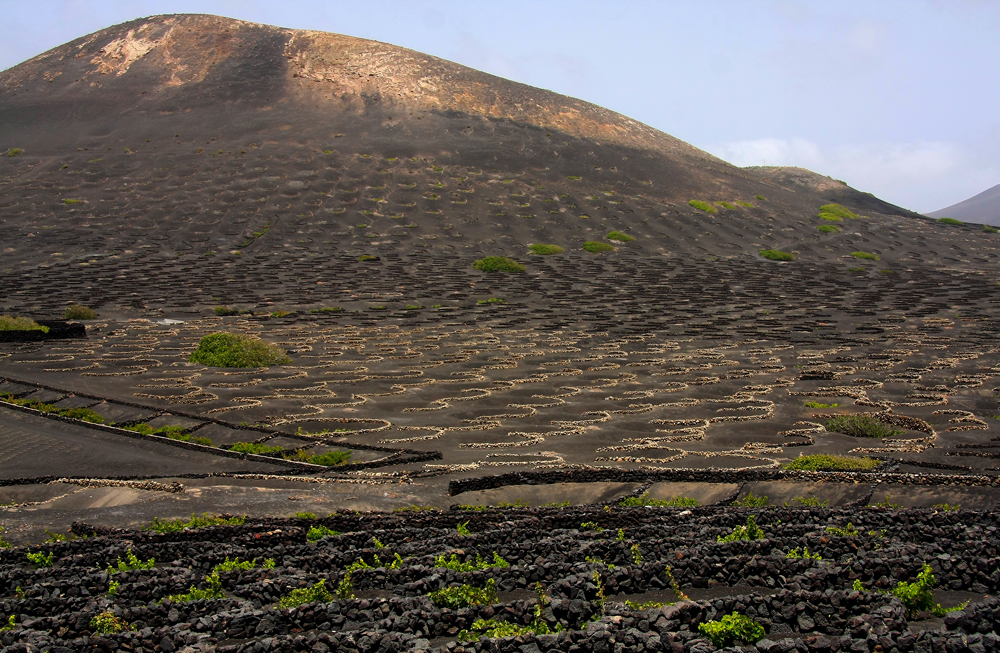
[[929, 182, 1000, 226]]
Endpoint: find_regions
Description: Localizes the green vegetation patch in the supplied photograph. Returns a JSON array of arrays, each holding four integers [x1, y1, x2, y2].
[[143, 512, 245, 534], [279, 579, 334, 608], [64, 305, 97, 320], [472, 256, 525, 273], [819, 203, 863, 220], [0, 316, 49, 333], [981, 224, 998, 233], [528, 243, 564, 255], [107, 550, 155, 575], [228, 441, 350, 466], [759, 249, 794, 261], [717, 515, 765, 542], [435, 552, 509, 572], [583, 240, 615, 253], [619, 493, 698, 508], [91, 612, 130, 634], [6, 148, 23, 157], [851, 251, 880, 260], [732, 491, 768, 507], [804, 401, 838, 408], [825, 414, 902, 438], [189, 333, 291, 368], [688, 200, 717, 214], [0, 393, 104, 423], [428, 579, 498, 609], [716, 201, 736, 210], [698, 612, 765, 647], [307, 525, 341, 541], [937, 217, 962, 225], [785, 454, 879, 471], [606, 231, 635, 242], [818, 224, 842, 233]]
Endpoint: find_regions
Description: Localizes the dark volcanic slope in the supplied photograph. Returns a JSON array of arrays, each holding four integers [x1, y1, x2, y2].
[[929, 182, 1000, 225], [1, 12, 991, 284]]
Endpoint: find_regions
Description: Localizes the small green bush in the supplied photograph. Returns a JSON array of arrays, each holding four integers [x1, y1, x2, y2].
[[26, 551, 54, 567], [755, 194, 766, 201], [736, 200, 754, 208], [818, 224, 841, 233], [717, 515, 765, 542], [6, 148, 23, 157], [892, 563, 937, 618], [529, 243, 564, 255], [583, 240, 615, 253], [307, 525, 341, 541], [473, 256, 525, 273], [819, 213, 843, 222], [0, 615, 14, 631], [825, 414, 901, 438], [937, 217, 962, 225], [143, 513, 244, 533], [477, 297, 505, 305], [189, 333, 290, 368], [851, 251, 880, 260], [279, 579, 334, 608], [358, 254, 379, 261], [214, 306, 236, 316], [804, 401, 838, 408], [716, 201, 736, 210], [90, 611, 130, 634], [786, 547, 822, 559], [732, 491, 768, 507], [166, 572, 225, 603], [435, 552, 509, 572], [607, 231, 635, 242], [213, 556, 271, 573], [689, 200, 717, 214], [64, 305, 97, 320], [107, 550, 155, 574], [981, 224, 998, 233], [819, 203, 862, 220], [619, 493, 698, 508], [428, 579, 498, 608], [0, 316, 49, 333], [785, 454, 878, 471], [698, 612, 765, 647], [228, 442, 285, 455], [759, 249, 794, 261]]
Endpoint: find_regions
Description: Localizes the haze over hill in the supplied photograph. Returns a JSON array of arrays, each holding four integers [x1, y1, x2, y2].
[[929, 183, 1000, 226]]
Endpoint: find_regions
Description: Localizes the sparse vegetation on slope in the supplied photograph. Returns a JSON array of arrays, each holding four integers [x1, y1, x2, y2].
[[472, 256, 525, 273], [759, 249, 794, 261], [63, 305, 97, 320], [606, 231, 635, 242], [582, 241, 614, 253], [688, 200, 717, 213], [0, 316, 48, 332], [819, 203, 863, 220], [785, 454, 879, 471], [528, 244, 564, 255], [937, 217, 962, 225], [825, 414, 902, 438], [851, 251, 880, 260], [189, 333, 291, 368]]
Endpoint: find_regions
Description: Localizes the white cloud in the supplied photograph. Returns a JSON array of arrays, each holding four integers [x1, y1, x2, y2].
[[706, 138, 998, 214]]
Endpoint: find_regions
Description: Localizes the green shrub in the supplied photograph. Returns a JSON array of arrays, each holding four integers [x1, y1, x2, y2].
[[64, 305, 97, 320], [6, 148, 23, 157], [826, 523, 861, 537], [825, 414, 901, 438], [785, 454, 878, 471], [228, 442, 285, 455], [981, 225, 998, 233], [90, 611, 130, 634], [143, 513, 244, 533], [716, 201, 736, 210], [293, 512, 317, 520], [583, 240, 615, 253], [456, 521, 472, 536], [0, 316, 49, 333], [26, 551, 54, 567], [804, 401, 838, 408], [851, 251, 880, 260], [214, 306, 236, 316], [759, 249, 794, 261], [528, 243, 564, 255], [933, 503, 961, 512], [736, 200, 754, 208], [619, 493, 698, 508], [477, 297, 505, 305], [473, 256, 525, 273], [307, 450, 352, 465], [0, 393, 105, 423], [189, 333, 291, 368], [732, 491, 768, 507], [166, 572, 225, 603], [435, 552, 509, 572], [819, 213, 843, 222], [791, 496, 829, 507], [717, 515, 765, 542], [279, 579, 334, 608], [689, 200, 717, 213], [785, 547, 822, 559], [107, 550, 155, 574], [121, 423, 185, 437], [892, 563, 937, 618], [0, 527, 12, 549], [870, 493, 902, 509], [428, 579, 498, 608], [310, 307, 343, 314], [358, 254, 379, 261], [459, 583, 556, 641], [819, 203, 862, 220], [607, 231, 635, 242], [307, 525, 341, 541], [755, 195, 766, 201], [698, 612, 765, 647], [213, 557, 270, 573], [0, 615, 14, 631], [937, 217, 962, 225], [818, 224, 841, 233]]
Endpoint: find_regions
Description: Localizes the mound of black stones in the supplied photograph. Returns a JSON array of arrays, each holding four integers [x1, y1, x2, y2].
[[1, 506, 998, 653]]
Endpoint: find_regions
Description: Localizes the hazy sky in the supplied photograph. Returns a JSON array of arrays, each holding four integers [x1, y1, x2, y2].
[[2, 1, 998, 213]]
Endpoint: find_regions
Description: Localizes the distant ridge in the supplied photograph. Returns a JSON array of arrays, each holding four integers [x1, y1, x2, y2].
[[928, 183, 1000, 226]]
